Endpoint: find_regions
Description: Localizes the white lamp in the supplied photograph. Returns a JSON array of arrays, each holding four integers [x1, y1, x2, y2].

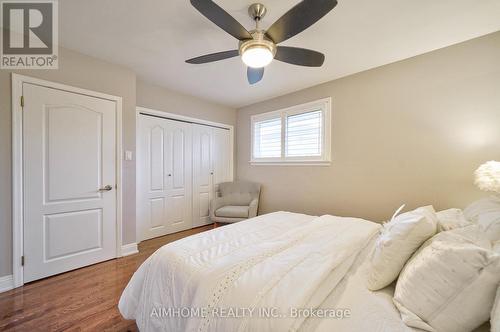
[[474, 161, 500, 194]]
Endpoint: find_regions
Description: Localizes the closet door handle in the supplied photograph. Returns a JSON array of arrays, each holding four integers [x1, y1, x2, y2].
[[99, 185, 113, 192]]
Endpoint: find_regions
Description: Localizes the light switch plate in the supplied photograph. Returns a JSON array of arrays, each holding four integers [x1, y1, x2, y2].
[[125, 150, 133, 161]]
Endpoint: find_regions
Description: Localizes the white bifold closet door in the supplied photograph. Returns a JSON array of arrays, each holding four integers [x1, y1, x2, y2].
[[192, 125, 232, 227], [138, 116, 193, 240], [138, 113, 232, 240]]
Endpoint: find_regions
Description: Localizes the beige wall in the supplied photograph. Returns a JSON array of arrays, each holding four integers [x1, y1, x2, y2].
[[0, 49, 237, 279], [137, 80, 237, 126], [237, 32, 500, 222]]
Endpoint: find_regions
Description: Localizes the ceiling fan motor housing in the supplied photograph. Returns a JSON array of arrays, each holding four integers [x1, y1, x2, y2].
[[239, 30, 276, 57], [241, 3, 275, 57]]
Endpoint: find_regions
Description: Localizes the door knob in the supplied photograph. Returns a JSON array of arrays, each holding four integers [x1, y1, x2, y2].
[[99, 185, 113, 192]]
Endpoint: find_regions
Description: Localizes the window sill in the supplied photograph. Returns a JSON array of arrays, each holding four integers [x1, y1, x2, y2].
[[249, 160, 331, 167]]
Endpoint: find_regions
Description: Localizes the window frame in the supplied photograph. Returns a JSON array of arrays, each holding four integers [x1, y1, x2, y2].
[[250, 97, 331, 166]]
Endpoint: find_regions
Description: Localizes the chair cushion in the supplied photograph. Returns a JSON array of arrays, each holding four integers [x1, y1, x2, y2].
[[215, 205, 249, 218], [218, 181, 261, 206]]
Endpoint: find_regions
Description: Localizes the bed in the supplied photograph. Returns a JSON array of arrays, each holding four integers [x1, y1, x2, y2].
[[300, 261, 490, 332], [119, 210, 493, 332]]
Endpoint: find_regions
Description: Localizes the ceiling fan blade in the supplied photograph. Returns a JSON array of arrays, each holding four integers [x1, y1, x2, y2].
[[247, 67, 264, 85], [266, 0, 338, 44], [186, 50, 239, 64], [190, 0, 252, 40], [275, 46, 325, 67]]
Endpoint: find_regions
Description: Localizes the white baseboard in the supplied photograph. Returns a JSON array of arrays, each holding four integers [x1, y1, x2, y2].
[[121, 243, 139, 257], [0, 275, 14, 293]]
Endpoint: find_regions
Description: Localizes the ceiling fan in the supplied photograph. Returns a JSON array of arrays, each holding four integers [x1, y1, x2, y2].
[[186, 0, 338, 84]]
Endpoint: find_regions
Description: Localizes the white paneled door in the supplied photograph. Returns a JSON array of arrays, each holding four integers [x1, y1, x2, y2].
[[23, 83, 117, 283], [192, 125, 233, 227], [138, 116, 193, 240], [192, 125, 214, 227], [212, 127, 233, 191]]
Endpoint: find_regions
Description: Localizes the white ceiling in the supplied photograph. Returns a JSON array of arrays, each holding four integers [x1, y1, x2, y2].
[[59, 0, 500, 108]]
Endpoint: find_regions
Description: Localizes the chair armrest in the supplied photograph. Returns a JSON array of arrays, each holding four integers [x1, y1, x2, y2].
[[210, 196, 227, 219], [248, 198, 259, 218]]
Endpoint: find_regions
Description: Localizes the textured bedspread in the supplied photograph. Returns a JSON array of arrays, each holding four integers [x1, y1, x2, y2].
[[119, 211, 380, 332]]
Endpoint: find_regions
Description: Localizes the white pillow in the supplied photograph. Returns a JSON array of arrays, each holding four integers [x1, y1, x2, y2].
[[464, 197, 500, 222], [493, 286, 500, 332], [366, 205, 437, 291], [436, 208, 472, 232], [476, 211, 500, 242], [393, 226, 500, 332], [464, 197, 500, 242]]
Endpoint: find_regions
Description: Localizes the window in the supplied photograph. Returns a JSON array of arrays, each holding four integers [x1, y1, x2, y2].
[[286, 110, 322, 157], [251, 98, 331, 165], [253, 117, 281, 159]]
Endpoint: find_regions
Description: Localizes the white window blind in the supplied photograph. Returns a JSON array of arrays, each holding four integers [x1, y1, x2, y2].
[[250, 98, 331, 165], [253, 117, 281, 158], [286, 110, 322, 157]]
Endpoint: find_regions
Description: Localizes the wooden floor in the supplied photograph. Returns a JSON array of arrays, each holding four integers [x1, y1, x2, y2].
[[0, 225, 212, 332]]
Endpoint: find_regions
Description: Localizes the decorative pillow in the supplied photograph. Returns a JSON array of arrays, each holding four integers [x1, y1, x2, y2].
[[464, 197, 500, 222], [464, 197, 500, 242], [493, 286, 500, 332], [476, 211, 500, 242], [393, 226, 500, 332], [436, 208, 472, 232], [366, 205, 437, 291]]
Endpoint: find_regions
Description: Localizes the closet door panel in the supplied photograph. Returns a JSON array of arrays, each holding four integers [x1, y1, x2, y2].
[[150, 126, 165, 192], [192, 125, 213, 227], [138, 117, 169, 240], [212, 127, 233, 192], [200, 131, 211, 187], [166, 122, 193, 233], [138, 115, 192, 240], [150, 197, 165, 229], [172, 128, 186, 190]]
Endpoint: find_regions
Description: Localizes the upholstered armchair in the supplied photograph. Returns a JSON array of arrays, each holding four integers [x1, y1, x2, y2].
[[210, 181, 261, 225]]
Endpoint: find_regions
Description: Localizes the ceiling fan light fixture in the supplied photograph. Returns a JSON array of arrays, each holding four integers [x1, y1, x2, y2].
[[242, 45, 273, 68], [239, 35, 276, 69]]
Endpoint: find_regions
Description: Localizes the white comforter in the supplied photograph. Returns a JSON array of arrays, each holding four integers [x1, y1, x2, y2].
[[119, 211, 381, 332]]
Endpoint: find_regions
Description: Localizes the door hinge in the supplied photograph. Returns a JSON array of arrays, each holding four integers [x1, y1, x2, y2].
[[21, 255, 25, 266], [20, 95, 24, 108]]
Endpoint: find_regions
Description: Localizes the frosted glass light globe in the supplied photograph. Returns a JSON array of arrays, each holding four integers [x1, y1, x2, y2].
[[242, 46, 273, 68]]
